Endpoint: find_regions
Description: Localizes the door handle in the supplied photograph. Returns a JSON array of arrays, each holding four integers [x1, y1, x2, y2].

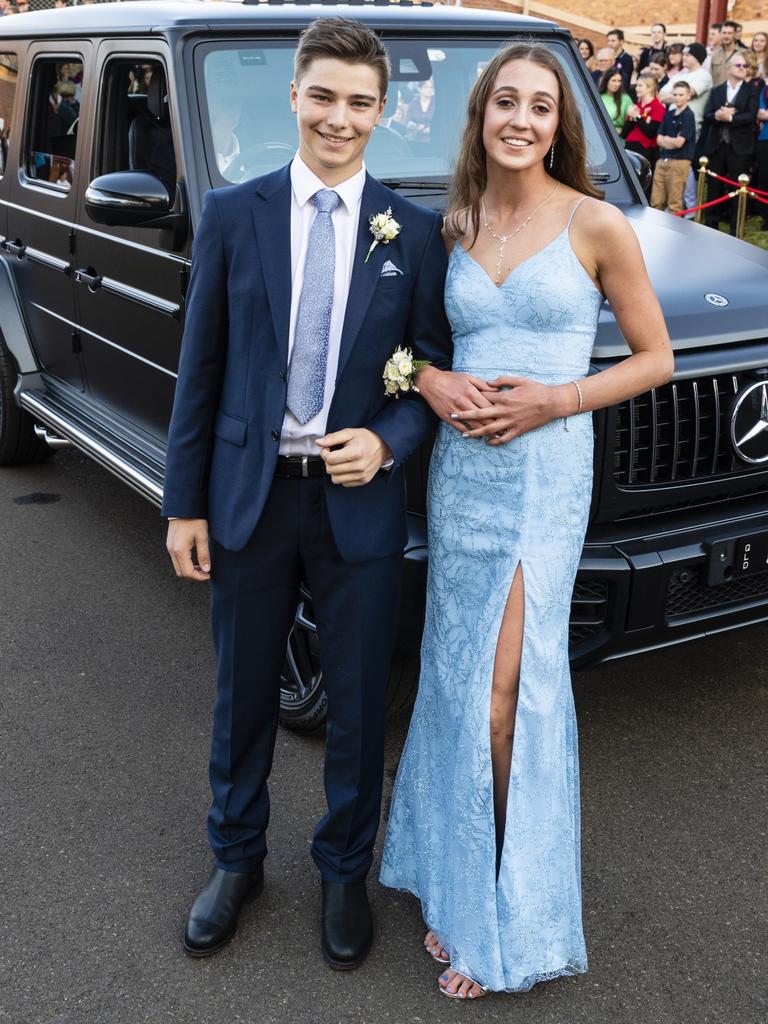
[[75, 268, 102, 290], [6, 241, 26, 258]]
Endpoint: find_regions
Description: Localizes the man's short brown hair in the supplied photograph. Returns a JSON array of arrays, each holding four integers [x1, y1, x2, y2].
[[294, 17, 391, 99]]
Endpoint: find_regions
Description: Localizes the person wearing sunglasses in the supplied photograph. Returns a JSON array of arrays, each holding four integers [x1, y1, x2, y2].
[[700, 50, 759, 232]]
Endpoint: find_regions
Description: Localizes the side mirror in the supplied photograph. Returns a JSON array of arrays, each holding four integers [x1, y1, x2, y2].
[[85, 171, 180, 228], [625, 150, 652, 196]]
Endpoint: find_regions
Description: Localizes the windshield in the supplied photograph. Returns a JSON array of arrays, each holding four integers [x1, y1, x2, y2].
[[198, 38, 617, 187]]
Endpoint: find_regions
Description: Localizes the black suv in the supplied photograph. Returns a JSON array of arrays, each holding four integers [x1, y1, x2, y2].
[[2, 1, 768, 731]]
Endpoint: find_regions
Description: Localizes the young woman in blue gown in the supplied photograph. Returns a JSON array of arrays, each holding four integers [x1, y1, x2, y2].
[[380, 44, 674, 999]]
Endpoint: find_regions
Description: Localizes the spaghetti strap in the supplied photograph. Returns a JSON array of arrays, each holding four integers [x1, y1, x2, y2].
[[566, 196, 588, 228]]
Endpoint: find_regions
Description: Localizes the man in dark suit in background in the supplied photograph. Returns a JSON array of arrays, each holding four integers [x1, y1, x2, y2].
[[606, 28, 633, 90], [700, 50, 759, 232], [162, 18, 458, 969]]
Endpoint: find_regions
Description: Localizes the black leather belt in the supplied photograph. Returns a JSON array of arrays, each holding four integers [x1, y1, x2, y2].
[[275, 455, 325, 479]]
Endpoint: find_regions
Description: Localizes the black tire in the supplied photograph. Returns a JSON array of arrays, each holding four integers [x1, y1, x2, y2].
[[279, 592, 327, 735], [278, 590, 420, 734], [0, 338, 51, 465]]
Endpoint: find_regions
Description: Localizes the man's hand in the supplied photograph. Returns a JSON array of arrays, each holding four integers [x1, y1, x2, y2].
[[414, 365, 498, 429], [315, 428, 392, 487], [166, 518, 212, 580]]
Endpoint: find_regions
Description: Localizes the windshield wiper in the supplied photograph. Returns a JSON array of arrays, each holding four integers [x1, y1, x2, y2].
[[379, 178, 449, 190]]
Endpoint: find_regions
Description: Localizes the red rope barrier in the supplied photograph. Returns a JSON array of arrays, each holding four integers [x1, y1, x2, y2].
[[673, 193, 737, 217], [750, 192, 768, 207], [704, 170, 768, 197]]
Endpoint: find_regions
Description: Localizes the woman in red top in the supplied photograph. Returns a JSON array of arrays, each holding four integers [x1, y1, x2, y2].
[[622, 72, 666, 170]]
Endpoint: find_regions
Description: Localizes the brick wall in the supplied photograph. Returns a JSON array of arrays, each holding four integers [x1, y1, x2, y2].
[[459, 0, 604, 46], [461, 0, 767, 42], [541, 0, 767, 29]]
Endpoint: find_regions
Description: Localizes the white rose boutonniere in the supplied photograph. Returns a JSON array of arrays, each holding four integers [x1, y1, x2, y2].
[[383, 347, 431, 397], [365, 207, 402, 263]]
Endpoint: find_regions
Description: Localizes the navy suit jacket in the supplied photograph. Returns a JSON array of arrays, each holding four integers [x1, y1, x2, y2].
[[161, 165, 452, 561], [700, 81, 759, 157]]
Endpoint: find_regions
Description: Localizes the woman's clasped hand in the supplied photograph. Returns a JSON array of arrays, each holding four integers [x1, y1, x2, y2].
[[450, 375, 575, 444]]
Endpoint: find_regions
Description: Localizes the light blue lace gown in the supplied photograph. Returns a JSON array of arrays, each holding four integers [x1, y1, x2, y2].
[[380, 200, 604, 993]]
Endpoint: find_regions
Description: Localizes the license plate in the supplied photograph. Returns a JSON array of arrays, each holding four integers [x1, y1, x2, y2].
[[706, 531, 768, 586], [734, 535, 768, 577]]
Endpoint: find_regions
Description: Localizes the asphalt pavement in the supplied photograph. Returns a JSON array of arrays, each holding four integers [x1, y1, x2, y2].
[[1, 448, 766, 1024]]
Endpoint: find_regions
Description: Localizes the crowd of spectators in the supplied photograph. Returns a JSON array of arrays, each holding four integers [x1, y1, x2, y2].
[[3, 4, 767, 235], [580, 20, 768, 233], [0, 0, 103, 11]]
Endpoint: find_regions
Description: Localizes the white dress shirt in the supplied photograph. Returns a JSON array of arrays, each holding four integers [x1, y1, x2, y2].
[[280, 154, 365, 456], [725, 80, 742, 105]]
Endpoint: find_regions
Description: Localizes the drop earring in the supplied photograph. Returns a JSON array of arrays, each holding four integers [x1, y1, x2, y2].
[[549, 143, 555, 169]]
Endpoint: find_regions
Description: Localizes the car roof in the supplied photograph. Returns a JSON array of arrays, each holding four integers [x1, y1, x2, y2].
[[0, 0, 561, 38]]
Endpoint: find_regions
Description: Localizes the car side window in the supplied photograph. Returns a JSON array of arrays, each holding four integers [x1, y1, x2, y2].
[[95, 58, 177, 201], [0, 53, 18, 178], [25, 56, 83, 191]]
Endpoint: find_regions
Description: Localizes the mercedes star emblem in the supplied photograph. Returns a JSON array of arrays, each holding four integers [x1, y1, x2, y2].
[[704, 293, 729, 307], [731, 380, 768, 464]]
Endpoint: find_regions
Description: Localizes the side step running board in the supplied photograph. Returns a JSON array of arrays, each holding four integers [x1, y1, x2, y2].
[[33, 424, 73, 450], [19, 387, 164, 506]]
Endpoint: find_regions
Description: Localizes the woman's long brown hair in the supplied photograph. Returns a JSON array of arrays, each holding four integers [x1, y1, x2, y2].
[[447, 43, 603, 245]]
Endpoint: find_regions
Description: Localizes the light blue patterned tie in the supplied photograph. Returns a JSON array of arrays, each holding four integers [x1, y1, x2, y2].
[[287, 188, 342, 425]]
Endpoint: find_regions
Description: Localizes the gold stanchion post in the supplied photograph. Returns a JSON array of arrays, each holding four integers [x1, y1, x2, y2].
[[695, 156, 709, 224], [735, 173, 750, 239]]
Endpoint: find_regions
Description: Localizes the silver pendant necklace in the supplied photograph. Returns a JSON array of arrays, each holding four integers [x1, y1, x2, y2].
[[481, 181, 562, 283]]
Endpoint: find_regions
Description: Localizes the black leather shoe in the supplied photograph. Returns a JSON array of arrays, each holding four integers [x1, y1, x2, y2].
[[320, 880, 372, 970], [183, 864, 264, 958]]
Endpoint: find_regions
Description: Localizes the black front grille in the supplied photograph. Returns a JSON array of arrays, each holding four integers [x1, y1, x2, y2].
[[569, 579, 608, 646], [613, 373, 765, 486], [666, 566, 768, 618]]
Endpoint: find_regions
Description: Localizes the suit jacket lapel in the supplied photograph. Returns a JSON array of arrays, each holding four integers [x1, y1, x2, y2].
[[336, 174, 394, 383], [252, 165, 292, 369]]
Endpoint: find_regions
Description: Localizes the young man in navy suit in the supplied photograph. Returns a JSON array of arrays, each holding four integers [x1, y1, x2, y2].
[[162, 19, 453, 967]]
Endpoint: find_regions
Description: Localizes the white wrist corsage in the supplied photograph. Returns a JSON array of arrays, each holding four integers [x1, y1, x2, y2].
[[365, 208, 402, 263], [383, 347, 431, 397]]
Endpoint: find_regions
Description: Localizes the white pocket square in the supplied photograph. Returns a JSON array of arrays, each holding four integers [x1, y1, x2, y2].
[[380, 260, 404, 277]]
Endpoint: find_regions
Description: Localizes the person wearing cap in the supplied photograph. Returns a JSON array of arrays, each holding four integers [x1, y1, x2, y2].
[[659, 43, 712, 134]]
